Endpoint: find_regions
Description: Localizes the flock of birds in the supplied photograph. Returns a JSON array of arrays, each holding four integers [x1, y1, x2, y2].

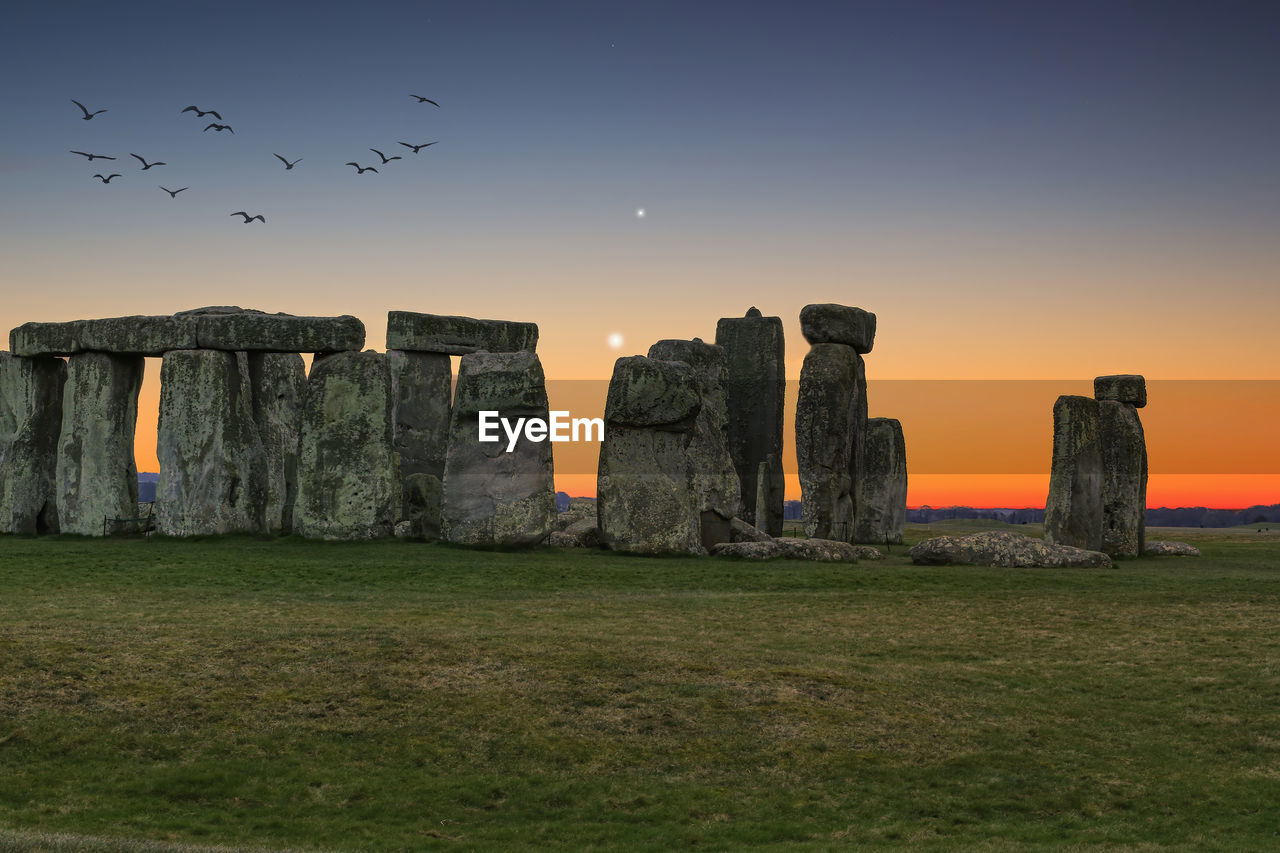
[[66, 96, 441, 224]]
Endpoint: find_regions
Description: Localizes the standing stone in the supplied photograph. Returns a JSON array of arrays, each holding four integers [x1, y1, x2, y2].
[[855, 418, 907, 545], [647, 339, 741, 549], [294, 351, 399, 540], [441, 351, 556, 546], [247, 353, 306, 534], [389, 350, 452, 537], [0, 353, 66, 534], [1044, 395, 1104, 551], [155, 350, 268, 536], [1099, 399, 1147, 558], [56, 352, 144, 536], [597, 356, 703, 554], [715, 308, 784, 531], [754, 453, 785, 536], [796, 343, 862, 541]]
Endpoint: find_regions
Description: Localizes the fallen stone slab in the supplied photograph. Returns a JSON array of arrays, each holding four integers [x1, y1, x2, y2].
[[909, 531, 1113, 568], [0, 353, 66, 534], [730, 516, 772, 543], [1144, 541, 1201, 556], [386, 311, 538, 355], [711, 538, 881, 561], [799, 303, 876, 353], [1094, 374, 1147, 408], [710, 541, 783, 560]]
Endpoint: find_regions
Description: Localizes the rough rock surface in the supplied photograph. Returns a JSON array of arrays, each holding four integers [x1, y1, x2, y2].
[[711, 538, 880, 561], [1094, 374, 1147, 408], [195, 312, 364, 353], [389, 350, 452, 480], [549, 516, 603, 548], [799, 304, 876, 353], [55, 352, 144, 535], [247, 352, 306, 534], [730, 516, 772, 543], [1145, 540, 1201, 556], [754, 454, 785, 537], [855, 417, 907, 545], [156, 350, 268, 536], [648, 339, 741, 548], [597, 356, 703, 554], [386, 311, 538, 355], [402, 472, 443, 540], [715, 308, 785, 530], [441, 351, 556, 546], [1099, 400, 1147, 558], [710, 541, 783, 560], [294, 351, 399, 540], [0, 353, 66, 534], [1044, 395, 1104, 551], [910, 531, 1113, 568], [796, 343, 863, 541]]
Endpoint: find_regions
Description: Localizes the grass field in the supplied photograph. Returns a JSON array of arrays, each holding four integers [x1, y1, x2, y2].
[[1, 522, 1278, 851]]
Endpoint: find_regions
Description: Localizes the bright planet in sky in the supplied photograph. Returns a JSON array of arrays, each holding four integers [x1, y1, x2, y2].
[[635, 207, 645, 218], [607, 332, 624, 349]]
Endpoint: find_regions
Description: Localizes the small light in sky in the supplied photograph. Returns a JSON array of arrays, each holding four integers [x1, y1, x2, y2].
[[607, 332, 624, 349], [635, 207, 646, 218]]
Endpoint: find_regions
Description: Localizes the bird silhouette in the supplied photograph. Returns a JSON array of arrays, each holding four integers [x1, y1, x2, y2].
[[71, 99, 107, 120], [92, 174, 121, 183], [130, 153, 166, 170], [70, 150, 116, 161], [203, 123, 234, 133], [273, 153, 302, 169], [345, 162, 378, 174], [398, 141, 438, 153], [181, 105, 223, 120], [230, 211, 265, 223], [160, 186, 188, 198], [370, 148, 402, 164], [410, 94, 440, 107]]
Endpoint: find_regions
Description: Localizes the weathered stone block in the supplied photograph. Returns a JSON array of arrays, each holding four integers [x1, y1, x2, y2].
[[294, 351, 399, 539], [385, 311, 538, 355], [1044, 395, 1104, 551], [11, 316, 199, 357], [402, 472, 443, 540], [247, 353, 306, 534], [1094, 374, 1147, 408], [195, 313, 365, 353], [56, 352, 144, 535], [715, 308, 785, 529], [796, 343, 862, 541], [0, 353, 66, 534], [800, 304, 876, 353], [156, 350, 269, 535], [910, 530, 1113, 568], [754, 453, 785, 536], [1099, 400, 1147, 558], [441, 351, 556, 545], [389, 350, 452, 480], [855, 417, 907, 545]]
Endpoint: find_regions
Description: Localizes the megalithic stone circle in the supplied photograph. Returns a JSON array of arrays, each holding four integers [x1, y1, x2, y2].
[[0, 352, 66, 534], [441, 350, 556, 546], [56, 352, 144, 535], [155, 350, 269, 536], [714, 307, 784, 533]]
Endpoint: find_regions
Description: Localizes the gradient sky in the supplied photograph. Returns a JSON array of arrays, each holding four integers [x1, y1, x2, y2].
[[4, 1, 1278, 506]]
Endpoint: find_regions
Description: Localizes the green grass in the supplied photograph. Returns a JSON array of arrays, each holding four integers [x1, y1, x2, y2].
[[1, 524, 1278, 851]]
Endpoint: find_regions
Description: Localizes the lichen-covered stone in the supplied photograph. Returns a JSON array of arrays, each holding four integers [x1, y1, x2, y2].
[[1094, 374, 1147, 408], [294, 351, 399, 539], [909, 531, 1113, 568], [155, 350, 268, 535], [245, 352, 306, 534], [597, 357, 702, 554], [774, 538, 864, 562], [55, 352, 144, 535], [1044, 395, 1103, 551], [402, 472, 443, 540], [730, 516, 772, 543], [11, 316, 198, 357], [1145, 540, 1200, 556], [754, 454, 785, 536], [710, 540, 782, 560], [386, 311, 538, 355], [389, 350, 452, 480], [441, 351, 556, 546], [0, 353, 66, 534], [799, 304, 876, 353], [796, 343, 863, 541], [715, 308, 785, 528], [196, 313, 365, 353], [647, 339, 741, 548], [1099, 400, 1147, 558], [855, 417, 907, 545]]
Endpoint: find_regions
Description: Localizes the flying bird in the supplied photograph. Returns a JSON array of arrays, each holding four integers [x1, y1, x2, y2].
[[398, 141, 438, 153], [160, 186, 188, 198], [410, 94, 440, 107], [71, 99, 107, 120], [230, 211, 265, 223], [273, 153, 302, 169], [130, 153, 166, 170], [70, 150, 115, 161], [181, 105, 222, 120], [203, 123, 234, 133], [92, 174, 121, 183], [370, 148, 401, 164], [345, 162, 378, 174]]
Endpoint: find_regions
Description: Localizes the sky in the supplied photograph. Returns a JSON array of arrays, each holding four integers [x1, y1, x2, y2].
[[3, 0, 1278, 506]]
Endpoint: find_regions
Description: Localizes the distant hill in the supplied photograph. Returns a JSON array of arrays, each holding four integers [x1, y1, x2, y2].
[[139, 472, 159, 503]]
